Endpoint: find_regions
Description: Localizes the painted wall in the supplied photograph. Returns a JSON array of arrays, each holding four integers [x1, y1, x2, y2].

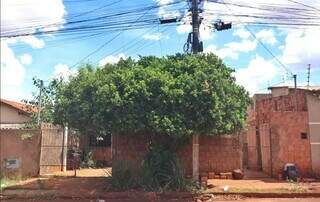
[[0, 104, 31, 124], [307, 93, 320, 176], [0, 129, 41, 177]]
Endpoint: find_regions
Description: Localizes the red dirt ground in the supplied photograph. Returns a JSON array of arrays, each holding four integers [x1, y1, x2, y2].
[[2, 168, 320, 201]]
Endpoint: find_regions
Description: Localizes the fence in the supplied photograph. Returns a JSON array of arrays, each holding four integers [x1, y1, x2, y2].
[[0, 128, 41, 177], [39, 123, 65, 175], [0, 123, 66, 178]]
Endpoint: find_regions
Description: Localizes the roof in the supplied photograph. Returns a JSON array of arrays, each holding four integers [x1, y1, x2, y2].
[[268, 86, 320, 92], [1, 99, 38, 114], [0, 123, 27, 129]]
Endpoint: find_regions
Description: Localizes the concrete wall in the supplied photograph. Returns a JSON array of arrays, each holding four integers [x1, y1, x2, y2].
[[306, 93, 320, 176], [0, 129, 41, 177], [112, 133, 242, 176], [271, 87, 289, 97], [0, 104, 31, 124]]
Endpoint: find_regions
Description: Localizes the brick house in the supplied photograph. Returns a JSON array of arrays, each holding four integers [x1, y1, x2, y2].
[[244, 86, 320, 178], [112, 132, 243, 177]]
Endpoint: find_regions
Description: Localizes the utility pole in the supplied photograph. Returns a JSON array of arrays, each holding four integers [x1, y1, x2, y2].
[[159, 0, 231, 180], [62, 124, 68, 172], [191, 0, 200, 54], [293, 74, 297, 89], [191, 0, 200, 181], [307, 64, 311, 87], [37, 80, 44, 126]]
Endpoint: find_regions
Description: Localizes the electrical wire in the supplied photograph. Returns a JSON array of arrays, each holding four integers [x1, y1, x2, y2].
[[69, 2, 158, 68], [221, 0, 294, 76], [286, 0, 320, 12]]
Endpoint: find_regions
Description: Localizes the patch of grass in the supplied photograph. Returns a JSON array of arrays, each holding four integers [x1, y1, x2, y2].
[[0, 174, 24, 190], [288, 182, 307, 193]]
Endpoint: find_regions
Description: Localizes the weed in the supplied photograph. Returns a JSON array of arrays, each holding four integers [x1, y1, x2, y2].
[[111, 161, 137, 191]]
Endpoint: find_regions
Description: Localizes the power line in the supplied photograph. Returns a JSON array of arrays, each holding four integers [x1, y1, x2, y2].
[[70, 32, 123, 68], [287, 0, 320, 12], [1, 0, 186, 38], [69, 3, 156, 68], [221, 0, 294, 76]]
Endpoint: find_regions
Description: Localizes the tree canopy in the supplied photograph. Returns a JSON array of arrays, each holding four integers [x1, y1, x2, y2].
[[52, 54, 250, 138]]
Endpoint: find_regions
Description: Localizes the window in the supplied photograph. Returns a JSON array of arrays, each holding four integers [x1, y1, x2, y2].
[[89, 135, 111, 147], [301, 132, 308, 139]]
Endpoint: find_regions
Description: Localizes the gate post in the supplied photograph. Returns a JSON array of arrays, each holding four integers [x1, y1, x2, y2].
[[62, 125, 68, 172], [192, 134, 199, 180]]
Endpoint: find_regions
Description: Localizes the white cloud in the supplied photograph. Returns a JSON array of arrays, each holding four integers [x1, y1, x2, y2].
[[53, 64, 77, 81], [226, 39, 257, 52], [202, 0, 320, 28], [177, 0, 320, 39], [234, 55, 278, 95], [20, 54, 32, 65], [1, 0, 66, 37], [99, 53, 126, 66], [256, 29, 277, 45], [154, 0, 173, 6], [204, 44, 239, 59], [205, 39, 257, 60], [176, 23, 191, 34], [200, 25, 214, 40], [281, 29, 320, 69], [233, 27, 251, 39], [143, 33, 166, 41], [20, 36, 45, 49], [1, 41, 26, 87], [1, 0, 67, 101]]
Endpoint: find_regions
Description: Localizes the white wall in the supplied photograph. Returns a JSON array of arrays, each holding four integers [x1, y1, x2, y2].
[[0, 104, 31, 124]]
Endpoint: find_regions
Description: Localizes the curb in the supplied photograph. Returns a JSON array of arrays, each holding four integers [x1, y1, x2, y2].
[[204, 192, 320, 198], [2, 190, 320, 200]]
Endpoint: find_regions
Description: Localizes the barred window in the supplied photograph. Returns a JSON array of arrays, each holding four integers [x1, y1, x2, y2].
[[89, 135, 111, 147]]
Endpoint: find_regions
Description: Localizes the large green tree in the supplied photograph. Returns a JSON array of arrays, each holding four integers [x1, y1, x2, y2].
[[53, 54, 250, 138]]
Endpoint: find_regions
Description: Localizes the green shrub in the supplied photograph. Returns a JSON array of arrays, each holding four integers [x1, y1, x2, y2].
[[110, 142, 199, 192], [111, 161, 137, 191], [80, 150, 96, 168], [139, 142, 197, 192]]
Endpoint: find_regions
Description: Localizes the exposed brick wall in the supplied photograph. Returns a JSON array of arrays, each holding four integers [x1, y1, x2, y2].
[[245, 89, 313, 177], [112, 133, 242, 176], [270, 112, 312, 177], [199, 135, 242, 174]]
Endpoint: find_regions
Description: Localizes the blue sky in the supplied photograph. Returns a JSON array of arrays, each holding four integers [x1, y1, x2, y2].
[[1, 0, 320, 101]]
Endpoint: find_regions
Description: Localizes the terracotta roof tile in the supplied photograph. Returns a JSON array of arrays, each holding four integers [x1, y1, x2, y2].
[[1, 99, 38, 113]]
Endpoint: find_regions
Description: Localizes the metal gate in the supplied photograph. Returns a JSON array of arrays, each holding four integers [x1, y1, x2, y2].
[[39, 124, 65, 175]]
